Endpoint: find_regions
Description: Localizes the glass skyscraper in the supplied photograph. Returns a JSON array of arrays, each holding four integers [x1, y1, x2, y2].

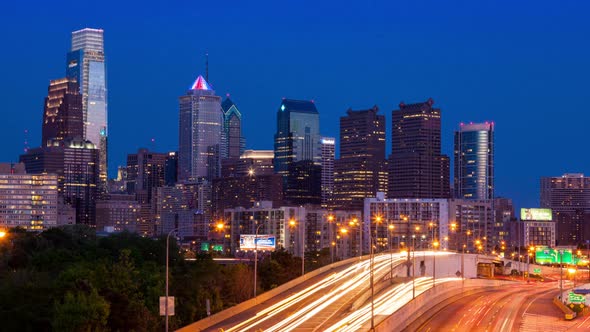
[[273, 99, 321, 176], [66, 28, 108, 192], [453, 122, 494, 200], [178, 75, 223, 181], [221, 96, 245, 159]]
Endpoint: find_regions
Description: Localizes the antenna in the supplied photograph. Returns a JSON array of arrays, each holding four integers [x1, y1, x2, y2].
[[23, 129, 29, 152], [205, 52, 209, 83]]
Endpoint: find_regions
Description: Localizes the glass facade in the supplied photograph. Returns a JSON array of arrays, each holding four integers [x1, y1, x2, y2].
[[454, 123, 494, 200], [274, 99, 321, 176], [178, 75, 223, 181], [66, 28, 108, 192]]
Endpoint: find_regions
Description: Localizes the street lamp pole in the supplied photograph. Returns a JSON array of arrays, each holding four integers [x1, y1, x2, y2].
[[370, 231, 374, 331], [301, 220, 305, 277], [165, 226, 193, 332], [412, 234, 416, 299], [253, 223, 263, 299]]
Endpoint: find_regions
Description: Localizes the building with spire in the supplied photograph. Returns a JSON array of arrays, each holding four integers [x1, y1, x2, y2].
[[221, 96, 245, 159], [66, 28, 108, 193], [178, 75, 223, 182], [388, 98, 450, 199]]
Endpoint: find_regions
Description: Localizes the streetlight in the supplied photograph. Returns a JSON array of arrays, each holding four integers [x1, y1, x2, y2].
[[411, 234, 416, 299], [289, 218, 305, 276], [338, 227, 348, 259], [433, 240, 439, 288], [328, 214, 335, 264], [388, 224, 394, 283], [165, 225, 196, 332], [253, 223, 264, 299]]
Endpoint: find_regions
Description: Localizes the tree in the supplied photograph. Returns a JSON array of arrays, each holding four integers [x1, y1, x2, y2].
[[53, 289, 110, 332]]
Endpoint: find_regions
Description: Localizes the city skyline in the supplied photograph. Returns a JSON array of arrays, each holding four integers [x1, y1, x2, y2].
[[2, 1, 590, 211]]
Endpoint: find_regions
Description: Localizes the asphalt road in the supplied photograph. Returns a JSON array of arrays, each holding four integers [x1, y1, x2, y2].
[[415, 281, 579, 332]]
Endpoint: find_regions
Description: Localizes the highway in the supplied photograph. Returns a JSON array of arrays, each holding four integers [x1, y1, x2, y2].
[[203, 251, 455, 332], [414, 281, 576, 332]]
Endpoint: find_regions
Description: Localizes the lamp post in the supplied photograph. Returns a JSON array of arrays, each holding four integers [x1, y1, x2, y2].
[[253, 223, 264, 299], [559, 249, 564, 302], [328, 214, 334, 264], [370, 227, 375, 331], [411, 234, 416, 299], [388, 224, 394, 283], [433, 240, 439, 288], [165, 225, 195, 332]]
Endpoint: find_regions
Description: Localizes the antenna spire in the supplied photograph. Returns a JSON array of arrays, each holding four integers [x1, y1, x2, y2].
[[205, 52, 209, 83]]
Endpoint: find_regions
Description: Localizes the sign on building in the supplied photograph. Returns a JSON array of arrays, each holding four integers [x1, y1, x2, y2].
[[520, 208, 552, 221], [240, 235, 276, 251]]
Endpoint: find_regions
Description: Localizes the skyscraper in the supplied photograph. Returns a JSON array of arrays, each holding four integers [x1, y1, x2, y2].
[[334, 106, 388, 210], [41, 78, 83, 146], [20, 138, 99, 225], [273, 99, 321, 176], [388, 98, 450, 198], [66, 28, 108, 191], [178, 75, 223, 182], [454, 122, 494, 200], [541, 173, 590, 245], [221, 96, 245, 159], [320, 137, 335, 208]]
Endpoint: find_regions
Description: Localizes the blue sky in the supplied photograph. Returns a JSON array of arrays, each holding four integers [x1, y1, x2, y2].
[[1, 0, 589, 210]]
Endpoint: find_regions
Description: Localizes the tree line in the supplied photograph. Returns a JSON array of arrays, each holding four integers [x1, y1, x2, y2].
[[0, 226, 329, 331]]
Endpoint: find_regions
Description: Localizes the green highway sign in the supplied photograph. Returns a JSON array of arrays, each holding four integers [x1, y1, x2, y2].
[[569, 292, 586, 303]]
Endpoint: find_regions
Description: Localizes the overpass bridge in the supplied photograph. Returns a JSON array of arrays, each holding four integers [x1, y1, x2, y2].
[[178, 252, 559, 331]]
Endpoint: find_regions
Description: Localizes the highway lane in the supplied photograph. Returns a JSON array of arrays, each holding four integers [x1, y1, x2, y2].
[[415, 282, 569, 332], [208, 253, 409, 332]]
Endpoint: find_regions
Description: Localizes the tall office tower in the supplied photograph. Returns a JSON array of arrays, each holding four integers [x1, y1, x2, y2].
[[454, 122, 494, 200], [320, 137, 335, 208], [273, 99, 321, 176], [178, 75, 223, 182], [334, 106, 388, 211], [388, 98, 450, 198], [494, 197, 514, 250], [0, 163, 59, 230], [66, 28, 108, 192], [126, 148, 167, 202], [41, 78, 83, 146], [285, 160, 322, 205], [541, 173, 590, 245], [221, 96, 245, 159], [165, 152, 178, 186], [213, 150, 282, 217], [20, 138, 99, 225], [155, 181, 211, 239]]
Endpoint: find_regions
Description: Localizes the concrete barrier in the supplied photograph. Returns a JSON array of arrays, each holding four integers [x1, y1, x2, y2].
[[177, 255, 370, 332], [375, 279, 513, 332], [553, 296, 577, 320]]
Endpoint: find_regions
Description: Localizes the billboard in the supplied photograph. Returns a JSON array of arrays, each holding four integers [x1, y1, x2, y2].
[[521, 208, 552, 221], [240, 235, 276, 251]]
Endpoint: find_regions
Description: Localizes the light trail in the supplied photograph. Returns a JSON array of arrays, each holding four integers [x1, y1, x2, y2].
[[225, 253, 408, 332]]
